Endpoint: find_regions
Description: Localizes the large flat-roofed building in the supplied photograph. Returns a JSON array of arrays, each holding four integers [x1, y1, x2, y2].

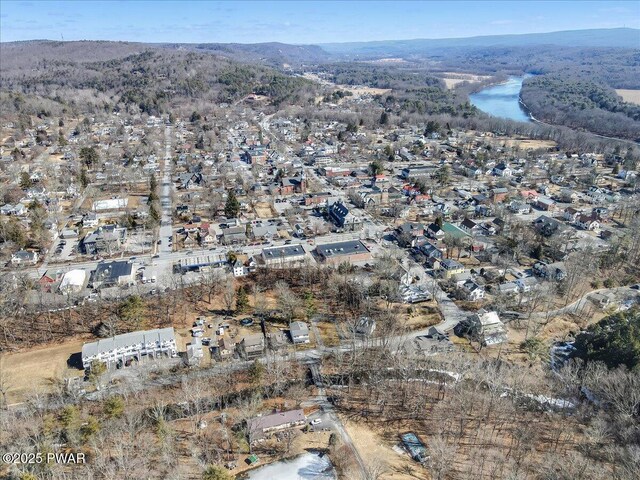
[[315, 240, 372, 265], [261, 245, 307, 267], [81, 327, 177, 370], [90, 260, 134, 288], [174, 253, 227, 273]]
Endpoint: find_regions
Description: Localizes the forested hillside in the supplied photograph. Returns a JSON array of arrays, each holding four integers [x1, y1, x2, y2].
[[521, 75, 640, 141], [0, 41, 317, 116]]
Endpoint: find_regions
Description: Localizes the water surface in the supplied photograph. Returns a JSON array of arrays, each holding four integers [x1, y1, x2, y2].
[[470, 76, 531, 122]]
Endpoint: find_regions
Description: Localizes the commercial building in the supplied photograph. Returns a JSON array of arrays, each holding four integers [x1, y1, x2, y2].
[[315, 240, 372, 265], [90, 260, 134, 288], [261, 245, 307, 267]]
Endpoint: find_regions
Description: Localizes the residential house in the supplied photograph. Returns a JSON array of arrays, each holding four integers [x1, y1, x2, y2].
[[247, 409, 306, 443], [289, 321, 310, 344], [459, 310, 507, 346], [222, 226, 247, 245], [82, 212, 99, 228], [533, 215, 560, 236], [327, 201, 362, 231], [576, 214, 600, 231], [493, 163, 512, 177], [11, 249, 39, 265], [492, 187, 509, 203], [461, 280, 485, 301], [440, 259, 465, 279], [535, 196, 555, 211], [563, 207, 581, 223], [509, 201, 531, 214], [515, 276, 539, 293], [233, 259, 246, 277], [82, 225, 127, 255], [533, 261, 567, 281], [460, 218, 479, 235], [497, 281, 520, 295], [239, 333, 265, 360], [426, 222, 445, 240], [0, 203, 27, 216], [396, 222, 425, 247], [177, 172, 204, 190], [213, 337, 236, 361]]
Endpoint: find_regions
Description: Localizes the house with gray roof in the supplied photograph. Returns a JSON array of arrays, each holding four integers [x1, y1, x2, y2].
[[247, 409, 306, 443], [289, 321, 310, 344]]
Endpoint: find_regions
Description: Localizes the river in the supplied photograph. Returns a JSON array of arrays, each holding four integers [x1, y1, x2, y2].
[[470, 76, 531, 122]]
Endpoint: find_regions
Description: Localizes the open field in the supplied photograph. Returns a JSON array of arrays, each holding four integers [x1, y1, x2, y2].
[[0, 339, 86, 404], [615, 89, 640, 105], [501, 137, 557, 150], [441, 72, 493, 89], [340, 85, 392, 97]]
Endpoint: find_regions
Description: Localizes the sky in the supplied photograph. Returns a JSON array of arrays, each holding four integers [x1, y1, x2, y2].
[[1, 0, 639, 44]]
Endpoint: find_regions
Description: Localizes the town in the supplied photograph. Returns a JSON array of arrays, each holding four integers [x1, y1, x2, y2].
[[1, 14, 639, 480]]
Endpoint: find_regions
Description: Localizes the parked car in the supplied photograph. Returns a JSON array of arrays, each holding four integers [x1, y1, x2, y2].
[[201, 337, 211, 346], [310, 419, 322, 425]]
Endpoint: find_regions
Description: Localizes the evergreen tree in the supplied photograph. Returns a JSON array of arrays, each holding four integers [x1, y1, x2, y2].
[[236, 286, 249, 313], [224, 189, 240, 218], [79, 146, 99, 167]]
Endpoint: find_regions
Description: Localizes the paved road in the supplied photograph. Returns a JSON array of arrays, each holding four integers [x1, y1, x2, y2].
[[158, 123, 174, 256], [532, 285, 637, 320]]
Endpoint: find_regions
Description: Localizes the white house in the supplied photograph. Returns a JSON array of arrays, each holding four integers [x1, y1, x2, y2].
[[232, 259, 246, 277], [576, 214, 600, 231], [461, 280, 485, 301], [515, 276, 539, 293], [11, 249, 39, 265]]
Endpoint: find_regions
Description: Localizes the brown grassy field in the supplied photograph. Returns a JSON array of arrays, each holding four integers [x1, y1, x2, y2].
[[0, 339, 85, 404], [341, 417, 418, 479], [441, 72, 493, 89]]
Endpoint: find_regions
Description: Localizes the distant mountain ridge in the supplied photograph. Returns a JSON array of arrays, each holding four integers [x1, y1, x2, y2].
[[0, 28, 638, 69], [320, 28, 640, 57]]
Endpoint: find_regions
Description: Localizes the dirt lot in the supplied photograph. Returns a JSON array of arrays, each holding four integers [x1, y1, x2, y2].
[[340, 416, 421, 479], [615, 89, 640, 105], [254, 202, 275, 219], [0, 339, 85, 405], [501, 138, 557, 150], [315, 321, 340, 347]]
